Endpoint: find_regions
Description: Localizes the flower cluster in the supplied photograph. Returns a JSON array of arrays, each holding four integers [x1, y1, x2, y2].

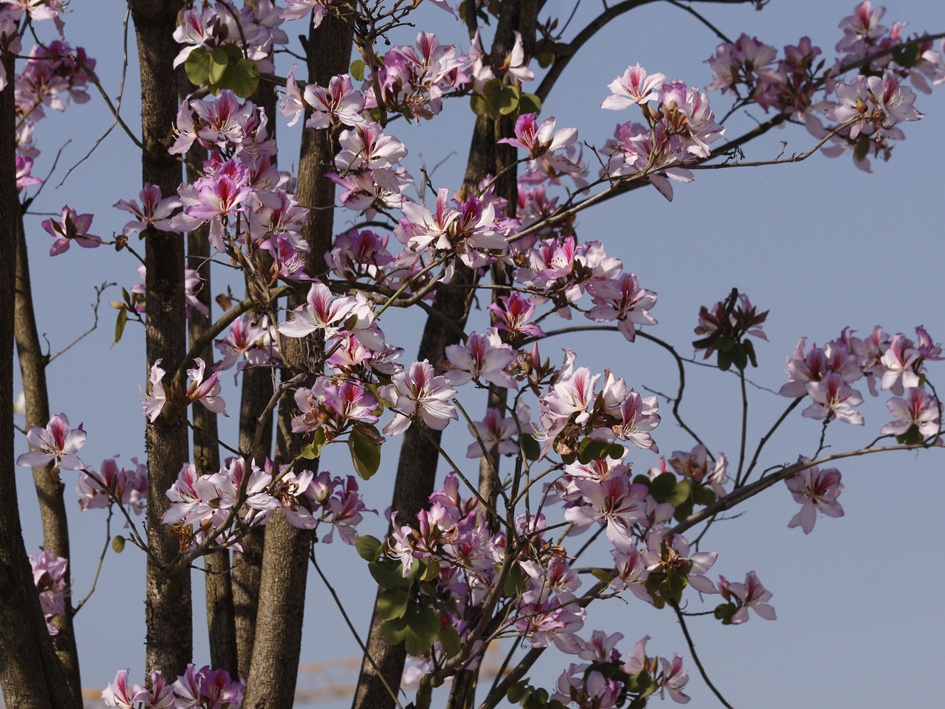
[[77, 458, 147, 514], [552, 633, 694, 707], [163, 458, 372, 550], [28, 550, 69, 636], [143, 358, 228, 423], [781, 325, 942, 437], [102, 664, 244, 709], [173, 0, 287, 74], [602, 64, 723, 200], [706, 3, 943, 171]]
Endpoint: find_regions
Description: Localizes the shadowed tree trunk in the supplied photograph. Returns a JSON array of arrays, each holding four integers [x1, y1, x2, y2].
[[233, 74, 280, 681], [242, 8, 354, 706], [14, 208, 82, 702], [184, 133, 238, 674], [129, 0, 192, 679], [353, 5, 534, 707], [0, 52, 80, 709]]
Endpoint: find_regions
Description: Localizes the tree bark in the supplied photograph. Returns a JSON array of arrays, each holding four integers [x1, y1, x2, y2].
[[186, 190, 238, 675], [0, 52, 78, 709], [242, 9, 353, 706], [13, 211, 82, 702], [130, 0, 192, 679], [233, 76, 280, 682], [353, 4, 532, 706]]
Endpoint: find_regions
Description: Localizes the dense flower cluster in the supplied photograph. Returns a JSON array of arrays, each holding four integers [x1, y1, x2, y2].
[[103, 664, 244, 709], [8, 2, 945, 707]]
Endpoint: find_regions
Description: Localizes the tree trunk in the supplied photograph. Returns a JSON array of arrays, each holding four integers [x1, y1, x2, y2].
[[130, 0, 192, 679], [13, 212, 82, 701], [0, 52, 79, 709], [353, 4, 532, 705], [233, 74, 280, 682], [242, 8, 353, 706]]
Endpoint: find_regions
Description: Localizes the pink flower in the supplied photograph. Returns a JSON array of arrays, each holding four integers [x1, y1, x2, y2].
[[659, 654, 691, 704], [28, 549, 68, 635], [499, 113, 581, 176], [278, 281, 356, 339], [718, 571, 776, 623], [444, 328, 517, 389], [880, 387, 940, 438], [379, 360, 457, 435], [17, 413, 86, 471], [41, 206, 101, 256], [142, 359, 168, 423], [785, 460, 844, 534], [283, 65, 365, 129], [601, 64, 666, 109], [586, 272, 658, 342], [185, 357, 228, 417], [802, 371, 864, 425], [466, 407, 519, 459], [114, 183, 180, 236]]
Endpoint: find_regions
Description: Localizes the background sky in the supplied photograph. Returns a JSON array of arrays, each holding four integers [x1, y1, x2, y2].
[[7, 1, 945, 707]]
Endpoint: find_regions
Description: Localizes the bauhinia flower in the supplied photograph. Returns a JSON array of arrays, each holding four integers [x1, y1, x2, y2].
[[17, 413, 86, 472], [41, 205, 101, 256], [717, 570, 776, 624], [785, 459, 844, 534], [379, 360, 457, 435]]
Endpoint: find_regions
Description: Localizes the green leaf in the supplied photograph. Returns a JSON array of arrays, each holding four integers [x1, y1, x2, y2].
[[535, 50, 555, 69], [349, 428, 381, 480], [666, 479, 692, 507], [692, 484, 717, 507], [896, 424, 925, 445], [518, 92, 542, 116], [111, 535, 125, 553], [717, 348, 733, 372], [403, 605, 440, 656], [577, 438, 609, 464], [369, 560, 405, 590], [496, 85, 521, 115], [743, 338, 758, 368], [470, 92, 490, 117], [300, 427, 326, 460], [112, 308, 127, 348], [184, 47, 213, 87], [854, 134, 871, 163], [355, 534, 382, 562], [714, 336, 734, 352], [590, 568, 614, 585], [520, 434, 541, 461], [208, 47, 231, 86], [649, 472, 677, 501], [504, 565, 524, 599], [379, 617, 408, 645], [507, 682, 530, 703], [892, 44, 921, 68], [349, 59, 365, 81], [731, 344, 748, 371], [225, 58, 260, 99], [438, 624, 461, 657], [377, 587, 410, 620]]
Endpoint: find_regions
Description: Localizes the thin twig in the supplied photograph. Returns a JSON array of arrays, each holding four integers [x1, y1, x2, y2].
[[671, 601, 735, 709]]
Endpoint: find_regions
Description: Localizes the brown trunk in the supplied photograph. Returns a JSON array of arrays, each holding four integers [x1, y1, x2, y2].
[[0, 52, 78, 709], [354, 4, 532, 706], [13, 212, 82, 701], [130, 0, 192, 679], [241, 9, 353, 706], [233, 73, 280, 682], [185, 149, 238, 676]]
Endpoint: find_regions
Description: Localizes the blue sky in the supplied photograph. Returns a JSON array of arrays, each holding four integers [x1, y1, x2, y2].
[[9, 1, 945, 707]]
